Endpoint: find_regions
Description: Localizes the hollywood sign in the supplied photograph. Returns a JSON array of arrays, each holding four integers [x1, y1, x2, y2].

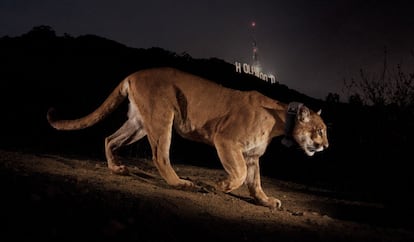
[[234, 62, 277, 84]]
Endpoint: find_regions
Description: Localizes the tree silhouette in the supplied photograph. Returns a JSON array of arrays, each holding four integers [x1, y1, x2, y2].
[[23, 25, 56, 39], [344, 48, 414, 109], [348, 93, 363, 106], [325, 92, 340, 104]]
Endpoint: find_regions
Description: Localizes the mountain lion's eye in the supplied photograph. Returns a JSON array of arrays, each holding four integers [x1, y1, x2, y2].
[[317, 129, 323, 136]]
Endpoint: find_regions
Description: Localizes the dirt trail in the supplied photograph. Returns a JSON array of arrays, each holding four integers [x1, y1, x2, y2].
[[1, 149, 412, 241]]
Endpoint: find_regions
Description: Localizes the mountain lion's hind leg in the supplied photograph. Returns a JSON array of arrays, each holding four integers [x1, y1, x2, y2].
[[105, 117, 146, 175], [245, 155, 281, 209]]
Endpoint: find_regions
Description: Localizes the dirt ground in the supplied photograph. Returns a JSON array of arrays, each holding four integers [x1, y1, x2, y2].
[[1, 149, 413, 242]]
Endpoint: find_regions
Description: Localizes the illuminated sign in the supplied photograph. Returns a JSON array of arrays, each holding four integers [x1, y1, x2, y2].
[[234, 62, 276, 84]]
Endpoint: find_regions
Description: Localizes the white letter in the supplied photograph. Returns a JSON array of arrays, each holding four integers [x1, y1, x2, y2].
[[259, 72, 264, 80], [243, 63, 250, 74], [253, 67, 260, 77], [235, 62, 241, 73], [269, 75, 276, 84]]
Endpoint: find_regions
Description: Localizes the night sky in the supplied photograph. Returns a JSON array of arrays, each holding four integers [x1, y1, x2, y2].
[[1, 0, 414, 99]]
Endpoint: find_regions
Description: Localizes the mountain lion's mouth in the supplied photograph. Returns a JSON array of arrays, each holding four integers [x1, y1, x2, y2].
[[304, 146, 316, 156]]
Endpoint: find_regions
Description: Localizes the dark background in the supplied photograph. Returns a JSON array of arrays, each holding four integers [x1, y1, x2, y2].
[[2, 1, 414, 100], [1, 26, 412, 212]]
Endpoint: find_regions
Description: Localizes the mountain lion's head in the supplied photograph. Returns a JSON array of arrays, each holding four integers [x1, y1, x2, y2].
[[293, 106, 329, 156]]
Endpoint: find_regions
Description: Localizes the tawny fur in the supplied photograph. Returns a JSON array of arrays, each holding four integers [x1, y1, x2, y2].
[[47, 67, 329, 209]]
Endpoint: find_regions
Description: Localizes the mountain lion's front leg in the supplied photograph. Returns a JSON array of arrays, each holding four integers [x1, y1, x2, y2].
[[214, 138, 247, 193], [146, 112, 194, 188], [245, 155, 281, 209]]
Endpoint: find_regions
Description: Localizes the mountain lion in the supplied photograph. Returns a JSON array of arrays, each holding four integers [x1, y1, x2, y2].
[[47, 67, 329, 209]]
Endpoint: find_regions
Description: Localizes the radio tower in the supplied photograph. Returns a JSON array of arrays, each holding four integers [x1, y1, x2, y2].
[[250, 21, 261, 73]]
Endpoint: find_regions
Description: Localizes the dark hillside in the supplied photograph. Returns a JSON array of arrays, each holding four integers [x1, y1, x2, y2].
[[1, 26, 413, 218], [0, 25, 318, 153]]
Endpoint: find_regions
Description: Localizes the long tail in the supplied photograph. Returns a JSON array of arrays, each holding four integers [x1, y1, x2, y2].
[[47, 79, 129, 130]]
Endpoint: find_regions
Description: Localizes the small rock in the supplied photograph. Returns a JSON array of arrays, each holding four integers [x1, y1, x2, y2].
[[291, 211, 304, 216]]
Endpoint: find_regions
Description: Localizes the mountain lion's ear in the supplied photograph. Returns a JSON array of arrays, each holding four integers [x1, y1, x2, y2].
[[317, 109, 322, 115], [298, 106, 310, 123]]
